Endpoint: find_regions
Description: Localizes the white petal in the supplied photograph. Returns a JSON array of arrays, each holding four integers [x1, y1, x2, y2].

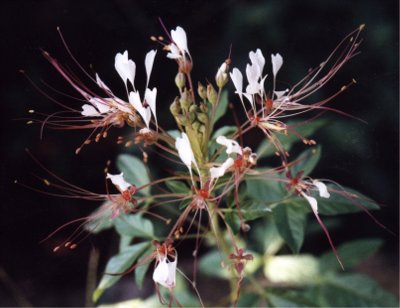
[[216, 136, 243, 155], [145, 49, 157, 88], [81, 104, 100, 116], [210, 157, 234, 179], [249, 49, 265, 75], [144, 87, 157, 127], [115, 50, 136, 89], [106, 172, 131, 191], [171, 26, 188, 54], [301, 192, 318, 213], [175, 132, 196, 170], [89, 98, 111, 114], [271, 53, 283, 77], [245, 63, 261, 94], [129, 91, 151, 128], [313, 180, 330, 198], [230, 68, 243, 95]]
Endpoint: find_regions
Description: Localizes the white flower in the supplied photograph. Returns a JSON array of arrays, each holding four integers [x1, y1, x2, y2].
[[152, 256, 177, 289], [106, 173, 131, 192], [115, 50, 136, 90], [175, 132, 197, 173], [216, 136, 243, 155], [313, 180, 330, 198], [167, 26, 189, 59], [125, 50, 158, 130], [210, 157, 234, 180]]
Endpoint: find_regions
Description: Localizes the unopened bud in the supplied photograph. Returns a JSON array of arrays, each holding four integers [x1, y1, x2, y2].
[[192, 121, 201, 132], [170, 98, 181, 116], [216, 62, 229, 88], [199, 102, 208, 113], [189, 105, 198, 113], [207, 84, 218, 105], [175, 72, 186, 90], [175, 114, 187, 126], [197, 112, 208, 124], [180, 89, 192, 111], [198, 82, 207, 100], [199, 124, 206, 134]]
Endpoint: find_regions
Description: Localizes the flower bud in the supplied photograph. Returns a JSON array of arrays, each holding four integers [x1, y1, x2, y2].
[[175, 72, 186, 90], [197, 112, 208, 124], [189, 104, 198, 113], [216, 62, 229, 88], [199, 124, 206, 134], [197, 82, 207, 100], [169, 98, 181, 116], [175, 114, 187, 126], [192, 120, 201, 132], [207, 84, 218, 105], [199, 102, 208, 113], [180, 89, 192, 111]]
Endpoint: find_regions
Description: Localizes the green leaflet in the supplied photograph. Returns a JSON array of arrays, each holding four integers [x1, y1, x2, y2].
[[117, 154, 150, 195], [93, 242, 151, 302], [273, 202, 307, 253], [318, 273, 398, 307], [319, 238, 383, 272], [114, 214, 155, 240]]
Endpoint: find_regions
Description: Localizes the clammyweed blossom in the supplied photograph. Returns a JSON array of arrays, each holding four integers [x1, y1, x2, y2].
[[21, 23, 393, 307]]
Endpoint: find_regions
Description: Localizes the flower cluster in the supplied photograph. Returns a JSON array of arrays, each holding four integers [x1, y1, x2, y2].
[[22, 23, 388, 307]]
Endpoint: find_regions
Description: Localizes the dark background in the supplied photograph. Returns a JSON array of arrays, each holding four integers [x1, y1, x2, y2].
[[0, 0, 398, 306]]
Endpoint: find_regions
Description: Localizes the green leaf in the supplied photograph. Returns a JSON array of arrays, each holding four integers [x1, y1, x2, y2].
[[165, 180, 190, 194], [316, 185, 380, 215], [267, 289, 318, 307], [224, 200, 273, 233], [273, 202, 307, 253], [199, 250, 229, 279], [245, 178, 285, 204], [319, 238, 383, 272], [211, 125, 237, 140], [257, 119, 327, 158], [115, 214, 155, 239], [252, 218, 284, 255], [118, 234, 133, 252], [83, 202, 114, 234], [320, 273, 398, 307], [264, 254, 320, 286], [291, 145, 321, 177], [93, 242, 151, 302], [134, 245, 154, 289], [117, 154, 150, 195], [236, 293, 260, 307], [213, 90, 229, 125]]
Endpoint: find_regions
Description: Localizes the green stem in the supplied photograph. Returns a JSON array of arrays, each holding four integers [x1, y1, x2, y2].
[[207, 201, 237, 305]]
